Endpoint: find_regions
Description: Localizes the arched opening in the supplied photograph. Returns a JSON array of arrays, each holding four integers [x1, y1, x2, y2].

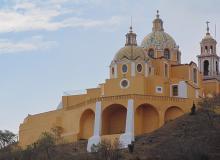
[[102, 104, 127, 135], [204, 60, 209, 76], [205, 46, 208, 53], [148, 49, 154, 58], [135, 104, 159, 135], [164, 106, 184, 122], [216, 61, 219, 75], [210, 46, 213, 54], [79, 109, 95, 140], [164, 49, 170, 59]]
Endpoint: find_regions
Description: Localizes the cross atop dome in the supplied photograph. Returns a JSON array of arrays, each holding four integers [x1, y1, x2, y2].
[[206, 21, 210, 35], [156, 10, 160, 18]]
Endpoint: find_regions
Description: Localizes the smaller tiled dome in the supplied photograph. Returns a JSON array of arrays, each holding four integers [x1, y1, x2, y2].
[[114, 46, 145, 62]]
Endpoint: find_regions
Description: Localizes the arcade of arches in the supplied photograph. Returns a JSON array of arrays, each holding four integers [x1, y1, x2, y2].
[[79, 103, 184, 140]]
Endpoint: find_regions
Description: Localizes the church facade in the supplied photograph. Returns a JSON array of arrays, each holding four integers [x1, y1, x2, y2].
[[19, 12, 220, 151]]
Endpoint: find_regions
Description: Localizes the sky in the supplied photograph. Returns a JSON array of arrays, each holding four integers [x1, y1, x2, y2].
[[0, 0, 220, 134]]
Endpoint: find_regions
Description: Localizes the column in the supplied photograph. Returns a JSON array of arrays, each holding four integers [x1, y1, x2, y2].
[[119, 99, 134, 148], [158, 110, 165, 127], [87, 101, 102, 152]]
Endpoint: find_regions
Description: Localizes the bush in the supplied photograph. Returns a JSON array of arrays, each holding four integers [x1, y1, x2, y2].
[[91, 139, 122, 160]]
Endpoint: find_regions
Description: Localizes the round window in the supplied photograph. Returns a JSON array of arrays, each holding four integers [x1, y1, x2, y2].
[[120, 79, 129, 88], [122, 64, 128, 73], [136, 64, 143, 72]]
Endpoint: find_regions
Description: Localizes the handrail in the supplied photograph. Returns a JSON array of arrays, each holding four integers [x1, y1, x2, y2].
[[65, 94, 190, 110]]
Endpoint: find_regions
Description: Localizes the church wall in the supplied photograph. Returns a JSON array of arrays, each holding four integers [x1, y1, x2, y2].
[[203, 80, 219, 96], [19, 109, 63, 147], [104, 76, 146, 96], [171, 65, 189, 80], [62, 94, 87, 108]]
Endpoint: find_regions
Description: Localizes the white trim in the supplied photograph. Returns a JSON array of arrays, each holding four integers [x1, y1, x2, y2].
[[178, 81, 188, 98], [114, 64, 118, 78], [195, 89, 199, 98], [131, 62, 135, 76], [145, 63, 148, 77], [120, 99, 134, 148], [120, 78, 130, 89], [87, 102, 102, 152], [156, 86, 163, 93]]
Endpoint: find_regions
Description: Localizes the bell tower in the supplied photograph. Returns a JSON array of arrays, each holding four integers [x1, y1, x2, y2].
[[198, 22, 220, 79]]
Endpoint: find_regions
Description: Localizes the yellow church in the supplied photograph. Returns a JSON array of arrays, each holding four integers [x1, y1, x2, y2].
[[19, 11, 220, 151]]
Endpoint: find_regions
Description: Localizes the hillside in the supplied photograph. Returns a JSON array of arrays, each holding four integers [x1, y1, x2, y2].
[[1, 109, 220, 160], [55, 109, 220, 160]]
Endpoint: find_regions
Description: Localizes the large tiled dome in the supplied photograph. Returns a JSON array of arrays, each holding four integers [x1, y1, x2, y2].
[[141, 11, 177, 50], [141, 31, 177, 49]]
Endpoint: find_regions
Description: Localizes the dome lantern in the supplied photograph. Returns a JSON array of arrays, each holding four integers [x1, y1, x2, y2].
[[153, 10, 164, 32], [125, 26, 137, 46]]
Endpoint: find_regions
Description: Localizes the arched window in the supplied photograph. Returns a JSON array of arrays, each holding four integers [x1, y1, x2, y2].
[[205, 46, 208, 53], [210, 46, 213, 54], [204, 60, 209, 76], [111, 67, 114, 75], [216, 61, 219, 75], [193, 68, 197, 83], [164, 49, 170, 59], [148, 49, 154, 58]]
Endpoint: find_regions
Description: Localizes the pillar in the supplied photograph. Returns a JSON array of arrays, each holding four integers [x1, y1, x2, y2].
[[87, 101, 102, 152], [158, 110, 165, 127], [131, 62, 135, 77], [119, 99, 134, 148]]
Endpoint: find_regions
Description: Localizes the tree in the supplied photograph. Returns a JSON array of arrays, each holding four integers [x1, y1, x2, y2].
[[0, 130, 17, 149], [36, 132, 56, 160]]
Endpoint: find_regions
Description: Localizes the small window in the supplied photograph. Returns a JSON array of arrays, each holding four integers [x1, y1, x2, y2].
[[122, 64, 128, 73], [156, 86, 163, 93], [148, 67, 152, 75], [164, 49, 170, 59], [193, 68, 197, 83], [136, 64, 143, 73], [210, 46, 213, 53], [148, 49, 154, 58], [120, 79, 129, 89], [172, 85, 178, 96]]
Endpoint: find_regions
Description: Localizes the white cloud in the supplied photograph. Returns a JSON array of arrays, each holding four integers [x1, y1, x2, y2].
[[0, 36, 56, 54], [0, 1, 123, 33]]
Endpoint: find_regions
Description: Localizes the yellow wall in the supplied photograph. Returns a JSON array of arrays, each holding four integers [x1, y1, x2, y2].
[[19, 56, 215, 148]]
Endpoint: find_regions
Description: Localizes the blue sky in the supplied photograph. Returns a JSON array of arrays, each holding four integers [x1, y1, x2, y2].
[[0, 0, 220, 134]]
